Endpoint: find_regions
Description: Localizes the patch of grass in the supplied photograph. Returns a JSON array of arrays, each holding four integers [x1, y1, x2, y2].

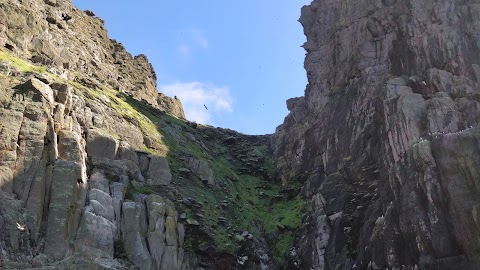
[[0, 49, 47, 73], [273, 233, 295, 265], [125, 183, 155, 199]]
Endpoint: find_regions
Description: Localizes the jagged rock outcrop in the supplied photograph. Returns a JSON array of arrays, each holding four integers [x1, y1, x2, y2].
[[275, 0, 480, 269], [0, 0, 185, 119]]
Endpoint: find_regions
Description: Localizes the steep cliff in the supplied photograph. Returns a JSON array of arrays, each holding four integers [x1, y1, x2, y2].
[[275, 0, 480, 269], [0, 0, 304, 269], [2, 0, 480, 269]]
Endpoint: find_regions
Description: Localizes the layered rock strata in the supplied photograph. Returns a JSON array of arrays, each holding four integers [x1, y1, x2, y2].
[[274, 0, 480, 269]]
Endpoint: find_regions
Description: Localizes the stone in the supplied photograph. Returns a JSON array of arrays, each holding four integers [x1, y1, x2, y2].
[[74, 210, 115, 259], [160, 246, 178, 270], [0, 166, 13, 193], [187, 157, 215, 186], [86, 129, 119, 160], [157, 93, 186, 119], [117, 141, 139, 165], [44, 160, 85, 260], [147, 155, 172, 186], [273, 0, 480, 268], [44, 0, 58, 7], [89, 171, 110, 194], [89, 189, 115, 222], [122, 201, 152, 269], [146, 194, 167, 232], [110, 182, 126, 239], [147, 231, 166, 270], [51, 83, 73, 109], [186, 219, 199, 226], [165, 216, 178, 246], [19, 78, 55, 105], [177, 223, 185, 247]]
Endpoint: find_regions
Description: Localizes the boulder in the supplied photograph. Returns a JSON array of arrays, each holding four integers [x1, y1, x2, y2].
[[74, 210, 115, 259], [187, 158, 215, 186], [88, 189, 114, 222], [147, 155, 172, 186], [18, 78, 55, 105], [89, 171, 110, 194], [86, 129, 119, 160]]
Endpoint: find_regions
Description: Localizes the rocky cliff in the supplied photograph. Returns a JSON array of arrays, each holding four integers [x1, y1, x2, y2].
[[275, 0, 480, 269], [0, 0, 305, 269], [2, 0, 480, 269]]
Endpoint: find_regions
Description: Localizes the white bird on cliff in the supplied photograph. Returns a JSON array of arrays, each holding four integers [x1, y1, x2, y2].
[[16, 222, 26, 231]]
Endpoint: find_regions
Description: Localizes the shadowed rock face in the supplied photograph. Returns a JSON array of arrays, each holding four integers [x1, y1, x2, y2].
[[274, 0, 480, 269]]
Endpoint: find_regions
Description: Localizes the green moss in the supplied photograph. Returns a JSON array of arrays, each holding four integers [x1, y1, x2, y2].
[[125, 183, 155, 199], [273, 233, 294, 265], [0, 49, 47, 73]]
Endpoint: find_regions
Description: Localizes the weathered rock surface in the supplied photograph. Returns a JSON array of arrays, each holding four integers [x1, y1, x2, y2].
[[147, 155, 172, 186], [275, 0, 480, 269], [0, 0, 184, 117]]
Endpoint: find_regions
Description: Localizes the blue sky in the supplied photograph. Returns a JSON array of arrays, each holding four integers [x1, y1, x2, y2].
[[72, 0, 310, 135]]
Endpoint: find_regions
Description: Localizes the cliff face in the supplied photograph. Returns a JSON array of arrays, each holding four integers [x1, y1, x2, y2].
[[0, 0, 184, 118], [275, 0, 480, 269], [2, 0, 480, 269], [0, 1, 302, 269]]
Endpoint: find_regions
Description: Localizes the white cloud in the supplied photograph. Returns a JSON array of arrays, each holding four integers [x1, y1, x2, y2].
[[160, 82, 233, 124]]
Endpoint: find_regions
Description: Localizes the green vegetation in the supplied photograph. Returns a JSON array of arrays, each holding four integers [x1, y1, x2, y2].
[[0, 47, 303, 268], [125, 183, 155, 200], [0, 49, 47, 73]]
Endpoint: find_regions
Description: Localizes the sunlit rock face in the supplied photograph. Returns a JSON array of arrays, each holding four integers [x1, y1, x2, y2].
[[274, 0, 480, 269], [0, 0, 184, 118]]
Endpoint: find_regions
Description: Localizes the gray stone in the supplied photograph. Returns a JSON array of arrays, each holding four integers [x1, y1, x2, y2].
[[187, 157, 215, 186], [147, 155, 172, 186], [0, 166, 13, 193], [147, 231, 166, 270], [121, 201, 152, 269], [111, 182, 126, 239], [160, 246, 178, 270], [86, 129, 119, 160], [89, 171, 110, 194], [89, 189, 114, 222], [177, 223, 185, 247], [165, 216, 178, 246], [74, 210, 115, 259], [44, 160, 84, 260], [20, 78, 55, 105]]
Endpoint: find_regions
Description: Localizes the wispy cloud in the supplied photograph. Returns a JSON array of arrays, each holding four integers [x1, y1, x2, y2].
[[160, 82, 232, 124], [193, 30, 209, 49], [176, 29, 209, 57]]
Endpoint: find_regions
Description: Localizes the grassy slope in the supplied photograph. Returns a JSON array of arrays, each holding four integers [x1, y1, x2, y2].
[[0, 48, 304, 268]]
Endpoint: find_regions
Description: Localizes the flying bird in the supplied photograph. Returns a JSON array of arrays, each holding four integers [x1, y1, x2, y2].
[[204, 104, 208, 110]]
